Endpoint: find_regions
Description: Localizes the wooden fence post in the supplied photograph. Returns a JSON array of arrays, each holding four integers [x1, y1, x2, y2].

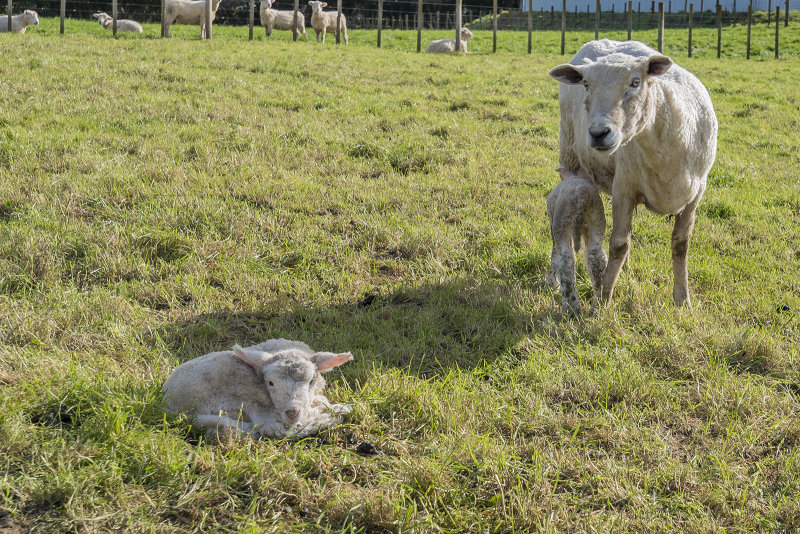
[[775, 6, 780, 58], [249, 0, 254, 40], [716, 2, 721, 58], [657, 2, 664, 51], [528, 0, 533, 54], [112, 0, 118, 36], [455, 0, 462, 51], [561, 0, 566, 53], [689, 3, 693, 56], [417, 0, 422, 51], [377, 0, 382, 46], [161, 0, 166, 37], [595, 0, 600, 38], [204, 0, 211, 38], [293, 0, 299, 40], [784, 0, 788, 26], [6, 0, 11, 33], [628, 0, 632, 38], [60, 0, 65, 34], [746, 4, 751, 58], [336, 0, 341, 43], [492, 0, 497, 52]]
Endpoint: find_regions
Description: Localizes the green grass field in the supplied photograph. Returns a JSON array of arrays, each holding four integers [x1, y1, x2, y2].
[[1, 18, 800, 532]]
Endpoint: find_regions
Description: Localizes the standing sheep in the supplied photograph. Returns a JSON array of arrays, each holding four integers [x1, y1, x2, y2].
[[548, 39, 718, 308], [260, 0, 306, 38], [547, 167, 607, 315], [164, 0, 222, 38], [307, 1, 347, 44], [0, 10, 39, 33], [425, 27, 473, 53], [162, 339, 354, 439], [92, 12, 144, 33]]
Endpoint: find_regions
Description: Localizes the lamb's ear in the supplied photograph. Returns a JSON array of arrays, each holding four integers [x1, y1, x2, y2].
[[646, 55, 673, 76], [549, 64, 584, 85], [232, 344, 273, 378], [311, 352, 353, 372]]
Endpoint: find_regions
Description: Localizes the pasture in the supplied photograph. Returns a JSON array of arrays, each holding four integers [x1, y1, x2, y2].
[[1, 19, 800, 532]]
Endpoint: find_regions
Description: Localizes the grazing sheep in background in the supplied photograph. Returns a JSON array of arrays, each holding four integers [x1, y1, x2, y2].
[[164, 0, 221, 38], [163, 339, 354, 440], [92, 12, 144, 33], [260, 0, 306, 38], [549, 39, 718, 308], [425, 27, 473, 53], [0, 10, 39, 33], [547, 167, 607, 315], [307, 0, 347, 44]]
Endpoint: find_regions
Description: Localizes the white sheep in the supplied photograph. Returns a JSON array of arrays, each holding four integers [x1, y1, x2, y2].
[[92, 12, 144, 33], [164, 0, 222, 38], [260, 0, 306, 38], [0, 10, 39, 33], [548, 39, 718, 308], [547, 167, 607, 315], [162, 339, 353, 440], [307, 1, 347, 44], [425, 27, 473, 53]]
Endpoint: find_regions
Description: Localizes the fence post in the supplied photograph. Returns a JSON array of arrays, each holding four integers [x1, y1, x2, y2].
[[60, 0, 65, 34], [112, 0, 117, 36], [417, 0, 422, 51], [528, 0, 533, 54], [689, 3, 693, 56], [161, 0, 166, 37], [746, 4, 751, 58], [595, 0, 600, 38], [716, 2, 721, 58], [767, 0, 771, 24], [204, 0, 211, 38], [657, 1, 664, 51], [775, 6, 780, 58], [377, 0, 382, 46], [7, 0, 11, 33], [628, 0, 632, 38], [455, 0, 462, 50], [293, 0, 298, 40], [249, 0, 254, 39], [785, 0, 788, 26], [492, 0, 497, 52], [336, 0, 341, 43]]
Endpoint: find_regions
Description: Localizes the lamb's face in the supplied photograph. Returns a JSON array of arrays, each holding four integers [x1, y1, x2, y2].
[[24, 10, 39, 25], [549, 54, 672, 155], [262, 351, 319, 429], [308, 1, 326, 13], [461, 28, 473, 40]]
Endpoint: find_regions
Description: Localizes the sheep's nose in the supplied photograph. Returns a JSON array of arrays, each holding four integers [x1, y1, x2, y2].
[[589, 126, 611, 142], [285, 409, 299, 421]]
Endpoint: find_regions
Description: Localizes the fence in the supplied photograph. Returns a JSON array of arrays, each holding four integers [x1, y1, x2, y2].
[[6, 0, 797, 57]]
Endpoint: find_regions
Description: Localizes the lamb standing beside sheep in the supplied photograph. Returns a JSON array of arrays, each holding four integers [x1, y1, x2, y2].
[[162, 339, 353, 439], [426, 27, 473, 53], [548, 39, 718, 308], [164, 0, 221, 38], [92, 12, 144, 33], [260, 0, 306, 38], [547, 167, 607, 315], [307, 1, 347, 44], [0, 10, 39, 33]]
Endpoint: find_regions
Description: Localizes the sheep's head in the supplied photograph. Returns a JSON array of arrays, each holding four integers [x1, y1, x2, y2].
[[461, 27, 473, 40], [549, 53, 673, 155], [308, 1, 326, 13], [232, 344, 353, 429], [24, 10, 39, 25]]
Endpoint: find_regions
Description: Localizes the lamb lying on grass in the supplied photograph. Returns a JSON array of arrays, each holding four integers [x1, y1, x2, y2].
[[163, 339, 353, 440], [0, 10, 39, 33], [426, 27, 473, 53], [92, 12, 144, 33], [547, 167, 607, 315]]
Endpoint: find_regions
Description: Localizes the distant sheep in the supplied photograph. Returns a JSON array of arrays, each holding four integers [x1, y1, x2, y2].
[[307, 1, 347, 44], [260, 0, 306, 38], [426, 27, 473, 53], [549, 39, 718, 307], [0, 10, 39, 33], [547, 167, 607, 315], [164, 0, 222, 38], [163, 339, 354, 440], [92, 12, 144, 33]]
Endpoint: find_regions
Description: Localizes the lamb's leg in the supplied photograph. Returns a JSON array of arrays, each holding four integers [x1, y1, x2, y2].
[[194, 414, 255, 439], [584, 236, 607, 310], [601, 191, 635, 303], [320, 27, 326, 43], [671, 194, 702, 308]]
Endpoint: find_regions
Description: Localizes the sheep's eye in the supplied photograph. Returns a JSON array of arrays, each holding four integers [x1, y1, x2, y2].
[[268, 381, 274, 387], [630, 78, 640, 88], [583, 81, 590, 90]]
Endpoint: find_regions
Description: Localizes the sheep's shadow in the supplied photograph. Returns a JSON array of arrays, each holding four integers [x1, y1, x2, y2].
[[153, 278, 556, 379]]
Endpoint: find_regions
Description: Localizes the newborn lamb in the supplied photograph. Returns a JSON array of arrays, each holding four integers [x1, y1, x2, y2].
[[163, 339, 353, 440]]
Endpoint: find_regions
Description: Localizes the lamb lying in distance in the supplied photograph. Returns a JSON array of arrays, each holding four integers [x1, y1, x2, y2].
[[307, 1, 347, 44], [0, 10, 39, 33], [162, 339, 354, 440], [92, 12, 144, 33], [260, 0, 306, 38], [426, 27, 473, 53]]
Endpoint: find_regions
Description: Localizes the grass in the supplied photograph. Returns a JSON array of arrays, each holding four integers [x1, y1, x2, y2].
[[1, 17, 800, 533]]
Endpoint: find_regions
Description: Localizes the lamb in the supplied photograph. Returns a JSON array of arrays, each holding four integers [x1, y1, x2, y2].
[[307, 1, 347, 44], [547, 167, 607, 315], [164, 0, 222, 38], [548, 39, 718, 308], [425, 27, 473, 53], [0, 10, 39, 33], [260, 0, 306, 38], [92, 12, 144, 33], [162, 339, 354, 440]]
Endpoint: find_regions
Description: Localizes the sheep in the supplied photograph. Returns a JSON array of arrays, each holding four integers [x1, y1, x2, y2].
[[162, 339, 354, 440], [92, 12, 144, 33], [260, 0, 306, 38], [548, 39, 718, 308], [0, 10, 39, 33], [307, 1, 347, 44], [425, 27, 473, 53], [546, 167, 608, 315], [164, 0, 222, 38]]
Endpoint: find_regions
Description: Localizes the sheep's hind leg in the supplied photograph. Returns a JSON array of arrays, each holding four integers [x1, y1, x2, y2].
[[556, 248, 580, 315], [671, 194, 701, 308], [194, 414, 254, 440]]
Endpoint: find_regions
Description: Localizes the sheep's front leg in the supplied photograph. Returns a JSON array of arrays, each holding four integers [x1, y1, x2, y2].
[[601, 191, 635, 304], [194, 414, 255, 439], [671, 194, 701, 308]]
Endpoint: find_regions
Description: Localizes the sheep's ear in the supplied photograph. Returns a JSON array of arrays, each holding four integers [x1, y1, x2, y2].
[[321, 2, 327, 6], [549, 64, 583, 85], [311, 352, 353, 372], [646, 55, 672, 76], [232, 344, 273, 377]]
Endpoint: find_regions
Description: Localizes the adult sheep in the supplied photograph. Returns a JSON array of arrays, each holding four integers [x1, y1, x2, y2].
[[0, 10, 39, 33], [548, 39, 717, 308], [164, 0, 221, 38], [260, 0, 306, 38]]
